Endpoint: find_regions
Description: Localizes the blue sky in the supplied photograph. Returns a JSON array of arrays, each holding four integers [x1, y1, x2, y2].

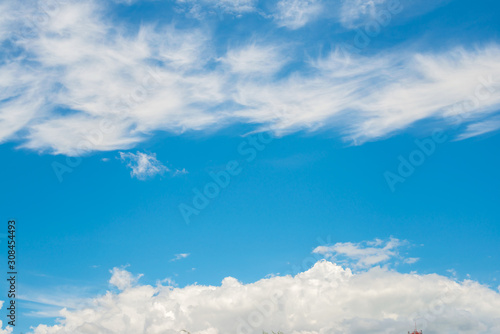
[[1, 0, 500, 333]]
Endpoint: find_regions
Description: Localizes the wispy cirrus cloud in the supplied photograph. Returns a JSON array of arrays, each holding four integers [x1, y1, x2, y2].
[[19, 285, 96, 319], [233, 46, 500, 142], [221, 44, 287, 75], [1, 1, 500, 158], [456, 114, 500, 140], [339, 0, 390, 28], [272, 0, 323, 29], [176, 0, 257, 18]]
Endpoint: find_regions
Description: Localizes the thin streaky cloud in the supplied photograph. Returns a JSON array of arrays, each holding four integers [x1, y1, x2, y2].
[[176, 0, 257, 16], [456, 115, 500, 140], [313, 237, 410, 269], [170, 253, 190, 262]]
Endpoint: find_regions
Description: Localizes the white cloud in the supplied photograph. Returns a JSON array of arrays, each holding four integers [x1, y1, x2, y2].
[[456, 115, 500, 140], [110, 0, 138, 4], [22, 260, 500, 334], [216, 0, 257, 13], [0, 302, 12, 333], [1, 1, 500, 156], [404, 257, 420, 264], [233, 46, 500, 142], [1, 0, 226, 155], [339, 0, 390, 28], [270, 0, 395, 30], [273, 0, 323, 29], [221, 44, 287, 75], [109, 267, 144, 290], [176, 0, 257, 17], [313, 237, 409, 268], [173, 168, 189, 176], [20, 285, 95, 319], [170, 253, 190, 262], [119, 151, 169, 180]]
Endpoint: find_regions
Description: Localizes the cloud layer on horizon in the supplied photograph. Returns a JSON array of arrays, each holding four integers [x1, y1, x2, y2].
[[1, 0, 500, 157], [10, 237, 500, 333], [18, 260, 500, 334]]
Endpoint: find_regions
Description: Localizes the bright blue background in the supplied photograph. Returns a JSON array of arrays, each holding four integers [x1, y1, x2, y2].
[[1, 0, 500, 332]]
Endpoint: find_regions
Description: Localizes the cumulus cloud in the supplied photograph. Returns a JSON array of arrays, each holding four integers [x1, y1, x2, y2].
[[119, 151, 169, 180], [0, 304, 11, 333], [1, 1, 500, 156], [20, 260, 500, 334], [272, 0, 323, 29], [313, 237, 411, 268], [109, 267, 144, 290]]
